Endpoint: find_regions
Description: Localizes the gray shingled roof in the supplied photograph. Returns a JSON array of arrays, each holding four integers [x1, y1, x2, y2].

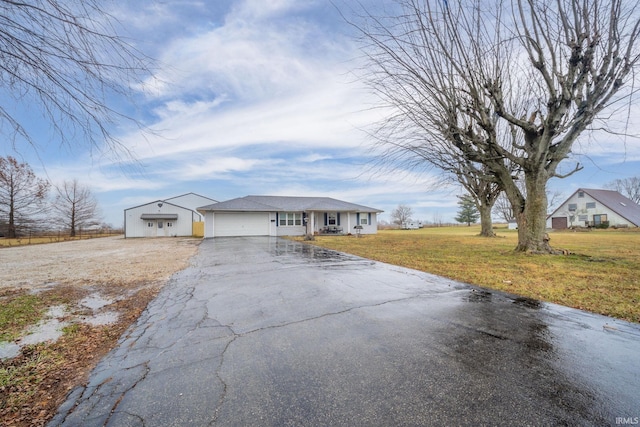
[[198, 196, 382, 213], [581, 189, 640, 226]]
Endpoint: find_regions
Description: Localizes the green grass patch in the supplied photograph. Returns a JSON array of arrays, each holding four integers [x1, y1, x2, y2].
[[0, 344, 63, 410], [0, 294, 46, 342], [295, 226, 640, 323]]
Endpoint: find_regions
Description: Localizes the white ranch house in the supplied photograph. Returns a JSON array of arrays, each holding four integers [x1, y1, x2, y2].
[[547, 188, 640, 229], [198, 195, 383, 238], [124, 193, 217, 238]]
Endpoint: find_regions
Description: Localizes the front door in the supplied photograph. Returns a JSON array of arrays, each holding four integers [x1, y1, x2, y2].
[[156, 220, 165, 237]]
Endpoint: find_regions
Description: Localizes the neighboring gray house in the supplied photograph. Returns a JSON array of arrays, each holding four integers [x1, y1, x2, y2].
[[546, 188, 640, 229], [198, 195, 383, 238], [124, 193, 217, 238]]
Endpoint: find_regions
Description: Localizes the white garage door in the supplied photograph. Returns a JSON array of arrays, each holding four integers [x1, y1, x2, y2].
[[214, 212, 270, 237]]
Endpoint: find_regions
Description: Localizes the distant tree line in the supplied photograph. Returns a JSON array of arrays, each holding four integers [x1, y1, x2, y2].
[[606, 177, 640, 205], [0, 156, 103, 238]]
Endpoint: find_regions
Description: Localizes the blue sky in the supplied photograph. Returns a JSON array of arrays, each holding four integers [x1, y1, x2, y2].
[[2, 0, 639, 227]]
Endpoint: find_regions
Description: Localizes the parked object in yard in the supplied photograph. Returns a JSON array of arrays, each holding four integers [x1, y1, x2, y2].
[[402, 221, 422, 230]]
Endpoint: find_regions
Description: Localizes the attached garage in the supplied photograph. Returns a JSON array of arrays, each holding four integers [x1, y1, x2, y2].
[[213, 212, 270, 237]]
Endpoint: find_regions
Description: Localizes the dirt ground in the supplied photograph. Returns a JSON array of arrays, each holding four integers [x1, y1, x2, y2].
[[0, 236, 201, 426]]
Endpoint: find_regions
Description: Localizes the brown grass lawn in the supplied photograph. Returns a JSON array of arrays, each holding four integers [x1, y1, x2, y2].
[[295, 226, 640, 323]]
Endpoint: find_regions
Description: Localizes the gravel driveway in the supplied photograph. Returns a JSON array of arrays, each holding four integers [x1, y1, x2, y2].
[[1, 236, 199, 291]]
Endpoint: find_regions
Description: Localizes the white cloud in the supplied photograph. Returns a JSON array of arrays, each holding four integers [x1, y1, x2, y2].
[[168, 156, 281, 180]]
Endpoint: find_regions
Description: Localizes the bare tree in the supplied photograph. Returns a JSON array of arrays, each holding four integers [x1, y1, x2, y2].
[[0, 156, 50, 238], [354, 0, 640, 253], [0, 0, 153, 158], [371, 138, 507, 236], [52, 179, 101, 237], [606, 177, 640, 204], [453, 163, 502, 236], [391, 204, 413, 225], [493, 186, 563, 223]]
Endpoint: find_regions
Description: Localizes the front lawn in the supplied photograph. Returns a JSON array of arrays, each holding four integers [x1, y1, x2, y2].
[[295, 226, 640, 323]]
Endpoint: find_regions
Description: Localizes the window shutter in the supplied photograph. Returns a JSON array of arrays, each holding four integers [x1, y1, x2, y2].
[[276, 212, 279, 227], [356, 212, 360, 224], [368, 213, 372, 225], [324, 212, 328, 226], [337, 212, 341, 226]]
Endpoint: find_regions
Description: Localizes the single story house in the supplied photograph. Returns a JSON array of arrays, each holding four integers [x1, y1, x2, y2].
[[198, 195, 383, 238], [124, 193, 218, 238], [546, 188, 640, 229]]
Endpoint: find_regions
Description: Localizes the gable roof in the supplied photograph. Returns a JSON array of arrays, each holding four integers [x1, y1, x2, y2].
[[164, 192, 218, 204], [124, 199, 196, 213], [125, 193, 217, 214], [581, 188, 640, 226], [550, 188, 640, 226], [198, 195, 383, 213]]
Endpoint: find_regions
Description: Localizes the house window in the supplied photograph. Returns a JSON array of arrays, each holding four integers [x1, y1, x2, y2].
[[147, 222, 154, 227], [578, 191, 584, 198], [328, 213, 337, 225], [167, 222, 173, 227], [578, 215, 588, 221], [593, 214, 607, 225], [360, 216, 368, 225], [568, 203, 577, 211], [279, 213, 302, 226], [586, 202, 596, 209]]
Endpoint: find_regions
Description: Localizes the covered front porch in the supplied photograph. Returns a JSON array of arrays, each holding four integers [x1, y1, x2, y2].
[[319, 225, 344, 234], [305, 211, 374, 235]]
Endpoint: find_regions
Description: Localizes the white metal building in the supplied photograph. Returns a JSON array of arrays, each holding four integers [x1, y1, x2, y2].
[[124, 193, 217, 238]]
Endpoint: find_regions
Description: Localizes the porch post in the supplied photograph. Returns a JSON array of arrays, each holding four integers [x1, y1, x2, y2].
[[311, 212, 315, 234]]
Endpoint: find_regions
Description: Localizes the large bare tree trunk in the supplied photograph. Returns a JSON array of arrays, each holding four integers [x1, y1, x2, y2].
[[514, 176, 550, 252], [478, 203, 495, 237]]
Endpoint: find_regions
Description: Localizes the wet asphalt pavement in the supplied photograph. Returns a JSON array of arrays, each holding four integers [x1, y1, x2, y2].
[[49, 237, 640, 426]]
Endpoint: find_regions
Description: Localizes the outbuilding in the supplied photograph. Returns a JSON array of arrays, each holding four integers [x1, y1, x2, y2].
[[198, 195, 383, 238], [124, 193, 217, 238]]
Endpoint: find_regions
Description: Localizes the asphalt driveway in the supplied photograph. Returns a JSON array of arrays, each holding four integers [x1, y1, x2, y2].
[[50, 237, 640, 426]]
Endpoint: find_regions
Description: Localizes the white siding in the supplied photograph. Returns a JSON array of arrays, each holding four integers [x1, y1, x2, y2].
[[202, 209, 380, 238], [349, 212, 377, 234], [204, 211, 215, 238], [124, 202, 195, 238], [547, 192, 635, 228]]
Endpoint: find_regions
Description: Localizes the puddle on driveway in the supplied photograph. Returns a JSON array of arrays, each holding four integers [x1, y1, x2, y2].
[[80, 294, 114, 310], [274, 240, 374, 268], [82, 311, 119, 326], [0, 342, 21, 359], [0, 306, 69, 359], [0, 293, 121, 360]]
